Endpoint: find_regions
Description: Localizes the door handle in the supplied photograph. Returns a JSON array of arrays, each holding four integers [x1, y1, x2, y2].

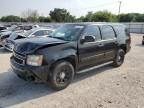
[[98, 43, 104, 47]]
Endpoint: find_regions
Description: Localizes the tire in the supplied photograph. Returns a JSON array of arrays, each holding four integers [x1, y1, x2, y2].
[[49, 61, 74, 90], [142, 41, 144, 45], [113, 49, 125, 67]]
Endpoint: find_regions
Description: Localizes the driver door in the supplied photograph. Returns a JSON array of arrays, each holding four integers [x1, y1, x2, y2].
[[78, 25, 105, 70]]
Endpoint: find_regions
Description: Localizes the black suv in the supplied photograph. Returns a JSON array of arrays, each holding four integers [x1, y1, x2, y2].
[[142, 35, 144, 45], [11, 23, 131, 90]]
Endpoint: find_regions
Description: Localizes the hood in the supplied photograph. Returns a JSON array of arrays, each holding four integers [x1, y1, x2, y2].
[[14, 37, 67, 54], [7, 33, 26, 44]]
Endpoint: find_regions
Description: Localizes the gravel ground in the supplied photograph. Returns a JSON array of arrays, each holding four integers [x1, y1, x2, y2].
[[0, 34, 144, 108]]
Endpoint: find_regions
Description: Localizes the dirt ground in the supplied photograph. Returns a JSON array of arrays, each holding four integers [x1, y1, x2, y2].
[[0, 34, 144, 108]]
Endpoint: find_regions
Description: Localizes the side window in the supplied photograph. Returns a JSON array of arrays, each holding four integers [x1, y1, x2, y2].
[[33, 30, 44, 36], [43, 30, 52, 35], [24, 26, 32, 30], [101, 25, 115, 40], [82, 25, 101, 41]]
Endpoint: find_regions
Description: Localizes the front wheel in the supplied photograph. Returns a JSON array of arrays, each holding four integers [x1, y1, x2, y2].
[[49, 61, 74, 90], [113, 49, 125, 67]]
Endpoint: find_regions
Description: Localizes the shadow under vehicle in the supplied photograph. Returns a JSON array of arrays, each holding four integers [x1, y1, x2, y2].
[[2, 28, 54, 51]]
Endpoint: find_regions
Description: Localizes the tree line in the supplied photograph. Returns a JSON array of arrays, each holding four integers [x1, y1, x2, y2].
[[0, 8, 144, 22]]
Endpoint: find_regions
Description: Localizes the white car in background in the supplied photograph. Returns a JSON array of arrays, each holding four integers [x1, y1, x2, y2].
[[0, 25, 35, 46], [2, 28, 55, 51]]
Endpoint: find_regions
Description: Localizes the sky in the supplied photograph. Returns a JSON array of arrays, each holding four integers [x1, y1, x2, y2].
[[0, 0, 144, 18]]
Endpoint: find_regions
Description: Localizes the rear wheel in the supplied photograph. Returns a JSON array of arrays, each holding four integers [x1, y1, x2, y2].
[[49, 61, 74, 90], [113, 49, 125, 67], [142, 41, 144, 45]]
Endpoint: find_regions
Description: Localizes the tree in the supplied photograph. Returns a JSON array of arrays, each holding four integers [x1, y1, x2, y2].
[[0, 15, 21, 22], [21, 9, 39, 22], [76, 16, 85, 22], [49, 8, 75, 22], [77, 11, 117, 22], [135, 14, 144, 22], [84, 12, 93, 22], [91, 11, 117, 22], [39, 16, 51, 22], [2, 9, 144, 23], [119, 13, 136, 22]]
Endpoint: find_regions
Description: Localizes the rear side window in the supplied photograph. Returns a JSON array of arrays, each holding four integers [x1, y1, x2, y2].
[[24, 26, 32, 30], [33, 30, 44, 36], [83, 25, 101, 41], [44, 30, 52, 35], [100, 25, 115, 40], [113, 25, 126, 37]]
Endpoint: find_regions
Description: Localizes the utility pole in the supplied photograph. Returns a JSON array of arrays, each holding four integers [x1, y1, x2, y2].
[[118, 1, 122, 21]]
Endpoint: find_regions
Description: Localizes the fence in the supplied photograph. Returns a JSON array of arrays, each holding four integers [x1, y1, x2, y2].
[[1, 22, 144, 34], [124, 23, 144, 34]]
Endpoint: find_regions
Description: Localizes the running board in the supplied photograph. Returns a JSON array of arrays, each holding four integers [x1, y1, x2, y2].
[[77, 61, 113, 74]]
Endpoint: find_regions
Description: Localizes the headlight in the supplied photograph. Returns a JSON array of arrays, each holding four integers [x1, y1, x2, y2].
[[27, 55, 43, 66]]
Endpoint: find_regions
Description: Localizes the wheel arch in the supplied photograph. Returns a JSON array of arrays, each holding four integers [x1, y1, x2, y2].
[[119, 44, 127, 53], [49, 55, 78, 72]]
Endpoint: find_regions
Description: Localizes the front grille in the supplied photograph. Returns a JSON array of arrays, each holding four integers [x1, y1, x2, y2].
[[13, 51, 26, 65], [14, 56, 24, 65]]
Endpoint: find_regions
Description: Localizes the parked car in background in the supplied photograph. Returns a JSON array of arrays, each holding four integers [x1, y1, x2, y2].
[[3, 24, 12, 28], [2, 28, 54, 51], [0, 26, 7, 32], [142, 35, 144, 45], [40, 24, 62, 30], [11, 23, 131, 90], [0, 25, 34, 46]]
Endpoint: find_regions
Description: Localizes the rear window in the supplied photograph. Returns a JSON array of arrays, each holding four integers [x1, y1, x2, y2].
[[100, 25, 115, 40]]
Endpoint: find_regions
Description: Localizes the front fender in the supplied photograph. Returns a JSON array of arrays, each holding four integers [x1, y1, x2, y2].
[[43, 48, 78, 69]]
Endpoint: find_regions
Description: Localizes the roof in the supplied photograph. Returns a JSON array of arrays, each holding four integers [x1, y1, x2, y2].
[[63, 22, 124, 26]]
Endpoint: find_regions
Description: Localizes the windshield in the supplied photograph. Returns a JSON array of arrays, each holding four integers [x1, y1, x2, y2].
[[7, 25, 17, 31], [51, 24, 84, 41]]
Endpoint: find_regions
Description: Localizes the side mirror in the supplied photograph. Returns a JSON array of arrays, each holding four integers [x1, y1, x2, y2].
[[80, 35, 95, 44]]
